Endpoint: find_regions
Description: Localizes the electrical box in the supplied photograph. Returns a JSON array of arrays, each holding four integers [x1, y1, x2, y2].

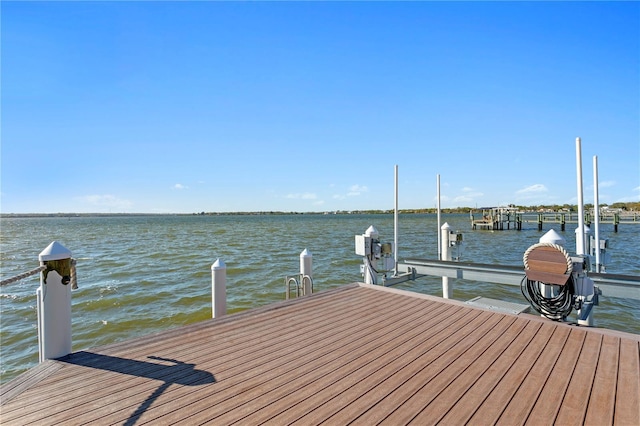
[[450, 231, 463, 246], [355, 235, 371, 256], [571, 255, 588, 274]]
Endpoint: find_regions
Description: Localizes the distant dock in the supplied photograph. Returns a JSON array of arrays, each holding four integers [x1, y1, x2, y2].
[[470, 207, 639, 232]]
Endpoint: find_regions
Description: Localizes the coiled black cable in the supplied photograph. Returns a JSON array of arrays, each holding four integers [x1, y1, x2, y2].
[[520, 275, 574, 321]]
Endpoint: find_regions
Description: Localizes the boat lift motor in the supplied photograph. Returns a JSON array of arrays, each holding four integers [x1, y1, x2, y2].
[[355, 226, 395, 285], [570, 255, 600, 325]]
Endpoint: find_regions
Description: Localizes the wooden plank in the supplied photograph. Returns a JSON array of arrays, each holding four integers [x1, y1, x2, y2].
[[433, 320, 543, 425], [2, 286, 375, 402], [407, 317, 531, 425], [525, 270, 570, 286], [614, 339, 640, 425], [466, 322, 559, 424], [7, 287, 390, 425], [525, 246, 571, 285], [258, 304, 478, 425], [525, 328, 587, 424], [348, 311, 506, 425], [554, 332, 603, 426], [584, 334, 620, 425], [0, 284, 364, 409], [89, 290, 429, 425], [495, 326, 571, 424], [378, 315, 519, 425], [0, 286, 367, 422], [1, 284, 639, 426], [167, 295, 446, 425], [0, 361, 63, 406]]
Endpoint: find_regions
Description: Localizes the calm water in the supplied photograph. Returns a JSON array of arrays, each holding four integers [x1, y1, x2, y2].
[[1, 213, 639, 384]]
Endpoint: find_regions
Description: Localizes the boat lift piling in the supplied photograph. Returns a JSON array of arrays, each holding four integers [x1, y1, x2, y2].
[[37, 241, 73, 362], [440, 223, 452, 298], [211, 259, 227, 318], [300, 248, 313, 295]]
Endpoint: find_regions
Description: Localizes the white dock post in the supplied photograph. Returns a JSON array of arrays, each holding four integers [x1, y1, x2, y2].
[[440, 223, 452, 299], [37, 241, 73, 362], [211, 259, 227, 318], [300, 248, 313, 295]]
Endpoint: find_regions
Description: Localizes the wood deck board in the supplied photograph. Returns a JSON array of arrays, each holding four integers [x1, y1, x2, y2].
[[103, 292, 431, 425], [350, 311, 508, 425], [1, 284, 367, 412], [554, 331, 603, 426], [204, 300, 444, 425], [276, 306, 477, 425], [3, 286, 389, 425], [1, 283, 639, 426], [496, 326, 572, 425], [433, 319, 543, 425], [238, 304, 473, 425], [0, 287, 362, 420], [407, 316, 530, 425], [615, 339, 640, 424], [524, 328, 587, 424], [160, 295, 436, 425], [584, 334, 620, 425], [373, 314, 518, 425], [153, 295, 439, 424]]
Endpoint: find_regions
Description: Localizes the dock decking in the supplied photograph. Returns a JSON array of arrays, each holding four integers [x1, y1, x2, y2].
[[2, 283, 639, 425]]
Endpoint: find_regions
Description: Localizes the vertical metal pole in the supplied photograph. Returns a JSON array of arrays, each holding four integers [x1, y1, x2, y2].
[[38, 241, 73, 362], [575, 137, 586, 255], [211, 259, 227, 318], [593, 155, 601, 272], [394, 165, 399, 274], [437, 174, 441, 260]]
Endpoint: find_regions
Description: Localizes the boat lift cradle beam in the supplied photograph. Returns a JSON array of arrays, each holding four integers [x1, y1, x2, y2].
[[393, 258, 640, 301]]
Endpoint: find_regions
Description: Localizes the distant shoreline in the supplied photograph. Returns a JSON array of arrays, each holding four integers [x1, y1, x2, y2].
[[1, 204, 636, 219], [0, 210, 461, 218]]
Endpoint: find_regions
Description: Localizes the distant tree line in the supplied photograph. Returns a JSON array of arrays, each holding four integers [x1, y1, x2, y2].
[[5, 203, 637, 219], [192, 202, 638, 216]]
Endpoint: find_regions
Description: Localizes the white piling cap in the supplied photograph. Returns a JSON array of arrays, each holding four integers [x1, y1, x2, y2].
[[211, 259, 226, 270], [441, 222, 451, 230], [539, 229, 566, 245], [39, 241, 72, 261], [575, 225, 591, 234], [300, 248, 312, 258], [365, 225, 379, 239]]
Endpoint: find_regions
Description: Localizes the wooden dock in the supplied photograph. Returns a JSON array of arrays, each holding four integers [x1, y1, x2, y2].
[[471, 209, 639, 232], [2, 283, 639, 425]]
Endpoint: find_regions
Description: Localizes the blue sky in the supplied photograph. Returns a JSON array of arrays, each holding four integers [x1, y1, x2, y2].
[[2, 1, 638, 213]]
